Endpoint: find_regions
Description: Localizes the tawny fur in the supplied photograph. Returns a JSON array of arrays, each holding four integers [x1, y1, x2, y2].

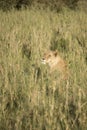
[[41, 50, 69, 80]]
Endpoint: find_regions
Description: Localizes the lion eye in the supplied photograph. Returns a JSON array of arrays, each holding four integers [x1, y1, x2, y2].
[[48, 55, 51, 57]]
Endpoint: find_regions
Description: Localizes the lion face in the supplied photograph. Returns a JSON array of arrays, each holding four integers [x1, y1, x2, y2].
[[41, 50, 60, 67]]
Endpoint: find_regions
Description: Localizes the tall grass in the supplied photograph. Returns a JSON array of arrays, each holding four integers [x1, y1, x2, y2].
[[0, 7, 87, 130]]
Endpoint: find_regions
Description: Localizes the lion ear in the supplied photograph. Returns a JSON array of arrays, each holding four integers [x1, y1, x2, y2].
[[54, 50, 58, 57]]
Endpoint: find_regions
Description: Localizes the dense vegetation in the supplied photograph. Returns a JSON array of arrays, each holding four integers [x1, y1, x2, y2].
[[0, 0, 84, 11], [0, 1, 87, 130]]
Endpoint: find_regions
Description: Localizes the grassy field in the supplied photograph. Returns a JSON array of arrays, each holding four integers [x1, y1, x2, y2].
[[0, 6, 87, 130]]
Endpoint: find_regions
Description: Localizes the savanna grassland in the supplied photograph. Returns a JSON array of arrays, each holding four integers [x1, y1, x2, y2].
[[0, 5, 87, 130]]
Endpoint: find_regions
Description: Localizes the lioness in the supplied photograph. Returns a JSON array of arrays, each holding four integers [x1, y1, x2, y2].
[[41, 50, 69, 80]]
